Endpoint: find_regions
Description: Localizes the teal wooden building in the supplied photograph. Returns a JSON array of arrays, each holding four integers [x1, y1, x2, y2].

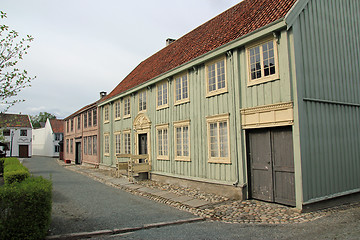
[[98, 0, 360, 210]]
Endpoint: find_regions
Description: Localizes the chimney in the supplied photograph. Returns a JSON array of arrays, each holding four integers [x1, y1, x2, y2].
[[100, 91, 107, 99], [166, 38, 176, 46]]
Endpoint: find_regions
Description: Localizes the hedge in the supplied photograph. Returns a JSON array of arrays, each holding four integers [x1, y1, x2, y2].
[[3, 158, 30, 184], [0, 176, 52, 240], [0, 158, 3, 175]]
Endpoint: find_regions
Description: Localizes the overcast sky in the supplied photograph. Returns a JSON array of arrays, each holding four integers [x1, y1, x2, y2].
[[2, 0, 239, 119]]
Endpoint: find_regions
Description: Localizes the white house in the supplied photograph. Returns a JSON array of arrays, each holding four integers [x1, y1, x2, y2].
[[0, 113, 33, 158], [32, 118, 64, 157]]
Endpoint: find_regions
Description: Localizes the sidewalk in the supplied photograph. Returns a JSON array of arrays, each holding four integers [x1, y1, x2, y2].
[[59, 161, 360, 225]]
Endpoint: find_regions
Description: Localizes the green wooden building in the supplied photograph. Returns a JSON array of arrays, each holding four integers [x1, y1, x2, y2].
[[97, 0, 360, 210]]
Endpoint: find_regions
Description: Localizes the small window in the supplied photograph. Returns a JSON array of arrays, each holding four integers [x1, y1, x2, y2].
[[93, 109, 97, 126], [206, 57, 227, 97], [3, 129, 10, 136], [157, 81, 168, 109], [174, 73, 189, 105], [55, 133, 61, 141], [123, 97, 131, 118], [88, 110, 92, 127], [207, 114, 230, 163], [77, 115, 81, 130], [67, 121, 69, 132], [247, 38, 279, 86], [114, 100, 121, 120], [66, 139, 69, 153], [70, 139, 73, 153], [88, 136, 92, 155], [138, 90, 147, 112], [123, 131, 131, 154], [93, 135, 97, 155], [55, 145, 60, 153], [174, 120, 190, 161], [156, 125, 169, 160], [20, 130, 27, 136], [84, 113, 88, 128], [71, 119, 74, 132], [84, 137, 87, 155], [115, 132, 121, 155], [104, 133, 110, 155], [104, 105, 109, 123]]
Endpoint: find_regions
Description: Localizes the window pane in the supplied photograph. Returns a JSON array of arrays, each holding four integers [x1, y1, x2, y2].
[[157, 85, 163, 106], [182, 75, 188, 99], [183, 126, 189, 157], [163, 83, 168, 105], [176, 127, 182, 156], [209, 123, 218, 157], [163, 129, 168, 156], [176, 78, 181, 101], [217, 60, 225, 89], [93, 136, 97, 155], [219, 122, 228, 157], [88, 136, 92, 155], [158, 129, 163, 156], [263, 41, 276, 77], [208, 64, 216, 92], [250, 46, 261, 80]]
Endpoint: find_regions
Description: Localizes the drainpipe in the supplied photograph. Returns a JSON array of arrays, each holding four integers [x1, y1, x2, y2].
[[227, 50, 240, 188]]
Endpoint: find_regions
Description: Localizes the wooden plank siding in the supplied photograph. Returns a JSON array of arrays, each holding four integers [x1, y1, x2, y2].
[[290, 0, 360, 204]]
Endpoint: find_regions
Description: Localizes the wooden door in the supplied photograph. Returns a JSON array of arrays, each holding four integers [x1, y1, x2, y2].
[[138, 134, 147, 163], [75, 142, 82, 165], [247, 127, 295, 206], [19, 145, 29, 158]]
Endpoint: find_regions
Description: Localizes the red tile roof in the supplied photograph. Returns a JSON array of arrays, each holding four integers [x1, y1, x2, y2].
[[0, 114, 32, 128], [49, 119, 64, 133], [101, 0, 297, 102]]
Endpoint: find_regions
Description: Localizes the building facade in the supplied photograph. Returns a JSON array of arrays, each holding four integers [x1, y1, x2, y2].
[[32, 118, 64, 157], [97, 0, 360, 210], [63, 102, 99, 166], [0, 114, 33, 158]]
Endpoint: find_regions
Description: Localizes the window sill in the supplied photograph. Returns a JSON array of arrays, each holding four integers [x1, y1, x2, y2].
[[174, 99, 190, 106], [114, 117, 121, 122], [208, 158, 231, 164], [175, 157, 191, 162], [123, 115, 131, 119], [206, 88, 228, 98], [247, 76, 279, 87], [156, 105, 169, 111], [104, 121, 110, 124], [157, 157, 170, 161]]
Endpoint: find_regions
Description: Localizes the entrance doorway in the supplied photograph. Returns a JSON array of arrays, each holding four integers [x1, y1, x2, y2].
[[19, 145, 29, 158], [138, 133, 147, 163], [247, 126, 295, 206], [75, 142, 82, 165]]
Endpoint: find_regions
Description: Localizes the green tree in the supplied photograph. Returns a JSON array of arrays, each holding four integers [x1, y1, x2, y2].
[[0, 11, 36, 112], [30, 112, 56, 129]]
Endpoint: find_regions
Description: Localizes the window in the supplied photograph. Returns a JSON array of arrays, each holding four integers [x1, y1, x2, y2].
[[84, 137, 87, 155], [3, 129, 10, 136], [67, 121, 69, 132], [55, 145, 60, 153], [206, 57, 227, 96], [93, 135, 97, 155], [88, 110, 92, 127], [66, 139, 69, 153], [71, 119, 74, 132], [206, 114, 230, 163], [55, 133, 61, 141], [174, 73, 189, 104], [123, 97, 131, 118], [115, 132, 121, 155], [104, 105, 109, 123], [88, 136, 92, 155], [124, 131, 131, 154], [77, 115, 81, 130], [20, 130, 27, 136], [93, 109, 97, 126], [70, 139, 73, 153], [104, 134, 110, 155], [157, 81, 168, 109], [84, 113, 88, 128], [138, 90, 147, 112], [156, 125, 169, 160], [114, 101, 121, 120], [247, 38, 279, 86], [174, 120, 190, 161]]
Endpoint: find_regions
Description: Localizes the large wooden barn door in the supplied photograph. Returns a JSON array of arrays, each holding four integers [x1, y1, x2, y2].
[[248, 127, 295, 206]]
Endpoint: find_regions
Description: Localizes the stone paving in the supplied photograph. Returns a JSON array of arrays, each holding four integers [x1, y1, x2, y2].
[[62, 162, 360, 225]]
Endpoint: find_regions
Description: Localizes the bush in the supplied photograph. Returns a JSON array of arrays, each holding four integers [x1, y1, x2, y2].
[[3, 159, 30, 184], [0, 158, 4, 175], [0, 176, 52, 240]]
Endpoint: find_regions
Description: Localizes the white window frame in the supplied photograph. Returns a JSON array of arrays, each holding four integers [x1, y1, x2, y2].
[[114, 132, 121, 155], [104, 133, 110, 156], [206, 113, 231, 164], [138, 90, 147, 113], [123, 130, 131, 155], [156, 81, 169, 110], [173, 120, 190, 161], [114, 100, 121, 120], [123, 96, 131, 119], [174, 72, 189, 105], [205, 56, 227, 97], [104, 105, 109, 123], [156, 124, 169, 160], [246, 37, 279, 86]]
